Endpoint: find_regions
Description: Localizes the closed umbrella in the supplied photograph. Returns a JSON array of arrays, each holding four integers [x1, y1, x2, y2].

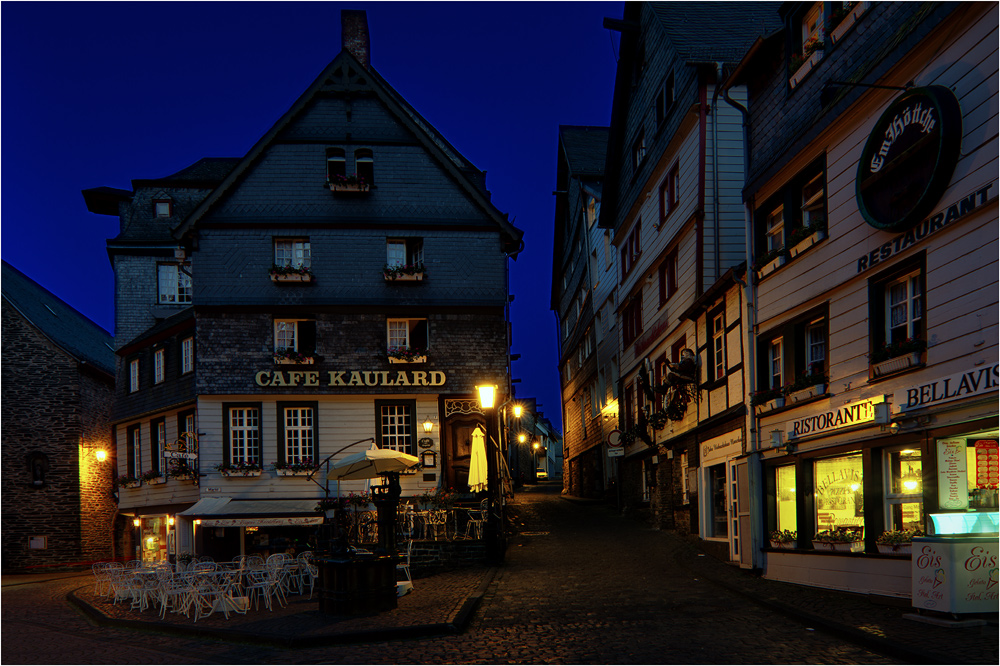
[[327, 447, 420, 481], [468, 426, 488, 492]]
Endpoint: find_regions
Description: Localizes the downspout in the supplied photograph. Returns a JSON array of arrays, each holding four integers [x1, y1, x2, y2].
[[722, 82, 764, 571], [712, 63, 724, 283], [697, 79, 708, 296]]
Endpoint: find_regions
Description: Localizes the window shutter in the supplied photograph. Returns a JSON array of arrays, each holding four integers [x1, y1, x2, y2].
[[150, 420, 162, 473], [299, 321, 317, 355], [412, 320, 428, 349], [127, 426, 137, 478], [277, 406, 287, 466], [222, 406, 231, 468]]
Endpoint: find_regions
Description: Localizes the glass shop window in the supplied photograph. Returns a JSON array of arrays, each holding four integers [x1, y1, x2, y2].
[[708, 463, 728, 538], [884, 448, 923, 532], [814, 453, 864, 535], [775, 464, 797, 533]]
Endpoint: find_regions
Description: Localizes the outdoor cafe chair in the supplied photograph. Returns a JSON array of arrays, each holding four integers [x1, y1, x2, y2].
[[296, 552, 318, 600], [196, 555, 215, 563], [124, 559, 142, 570], [426, 509, 449, 540], [396, 539, 413, 597], [463, 499, 488, 539], [92, 562, 113, 597], [246, 555, 265, 570], [245, 569, 283, 611], [110, 568, 140, 606]]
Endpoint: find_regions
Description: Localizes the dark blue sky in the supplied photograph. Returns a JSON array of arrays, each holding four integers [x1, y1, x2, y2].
[[2, 1, 622, 430]]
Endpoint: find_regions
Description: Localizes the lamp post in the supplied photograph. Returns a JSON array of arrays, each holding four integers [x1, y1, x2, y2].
[[476, 384, 504, 565]]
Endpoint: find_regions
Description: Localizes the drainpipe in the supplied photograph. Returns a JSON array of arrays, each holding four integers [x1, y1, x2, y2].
[[722, 83, 764, 571], [712, 62, 723, 283]]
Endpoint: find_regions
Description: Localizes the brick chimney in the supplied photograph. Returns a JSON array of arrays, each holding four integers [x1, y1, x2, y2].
[[342, 9, 370, 70]]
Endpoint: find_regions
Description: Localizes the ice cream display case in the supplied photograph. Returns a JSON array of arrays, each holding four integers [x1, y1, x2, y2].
[[911, 511, 998, 613]]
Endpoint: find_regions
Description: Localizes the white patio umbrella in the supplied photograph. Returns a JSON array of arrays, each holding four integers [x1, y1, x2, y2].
[[327, 447, 420, 481], [468, 426, 488, 492]]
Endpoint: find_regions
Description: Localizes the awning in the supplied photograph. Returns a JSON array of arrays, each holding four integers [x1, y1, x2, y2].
[[177, 497, 324, 527]]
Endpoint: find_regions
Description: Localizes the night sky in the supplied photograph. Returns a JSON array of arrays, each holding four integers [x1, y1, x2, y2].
[[2, 1, 623, 430]]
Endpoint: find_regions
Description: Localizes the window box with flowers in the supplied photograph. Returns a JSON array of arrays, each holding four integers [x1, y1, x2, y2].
[[871, 338, 926, 377], [769, 529, 798, 550], [788, 222, 827, 259], [751, 387, 786, 413], [141, 470, 167, 485], [273, 348, 315, 365], [274, 458, 317, 477], [326, 174, 369, 194], [116, 474, 141, 489], [789, 37, 825, 89], [315, 497, 343, 519], [167, 460, 197, 481], [383, 263, 425, 282], [812, 528, 864, 552], [217, 461, 262, 477], [269, 264, 314, 283], [754, 247, 788, 278], [387, 347, 427, 364], [876, 529, 922, 555], [827, 2, 869, 45], [787, 366, 827, 403]]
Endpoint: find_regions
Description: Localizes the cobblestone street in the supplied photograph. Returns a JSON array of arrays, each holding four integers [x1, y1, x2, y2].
[[0, 485, 929, 664]]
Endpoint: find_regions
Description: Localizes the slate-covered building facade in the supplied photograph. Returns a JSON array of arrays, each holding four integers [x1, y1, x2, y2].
[[733, 1, 998, 596], [2, 261, 118, 571], [84, 11, 522, 563], [599, 2, 779, 564]]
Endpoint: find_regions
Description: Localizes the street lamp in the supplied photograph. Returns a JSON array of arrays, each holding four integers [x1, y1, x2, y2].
[[533, 441, 540, 478], [476, 384, 503, 564]]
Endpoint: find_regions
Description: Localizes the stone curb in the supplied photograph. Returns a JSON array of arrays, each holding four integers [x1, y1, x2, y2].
[[66, 566, 498, 649]]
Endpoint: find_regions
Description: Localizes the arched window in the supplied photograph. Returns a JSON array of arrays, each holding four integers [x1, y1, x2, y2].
[[355, 148, 374, 185], [326, 148, 346, 182]]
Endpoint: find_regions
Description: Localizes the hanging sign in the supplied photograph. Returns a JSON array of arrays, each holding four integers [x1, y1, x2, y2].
[[856, 86, 963, 232]]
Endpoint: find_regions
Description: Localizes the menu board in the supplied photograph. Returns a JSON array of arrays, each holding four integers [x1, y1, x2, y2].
[[936, 439, 969, 510], [974, 440, 999, 489]]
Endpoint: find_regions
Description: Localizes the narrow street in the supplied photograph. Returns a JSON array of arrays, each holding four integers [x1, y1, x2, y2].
[[2, 485, 905, 664]]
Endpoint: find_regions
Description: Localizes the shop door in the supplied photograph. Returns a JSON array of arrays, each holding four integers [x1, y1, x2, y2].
[[443, 416, 483, 490]]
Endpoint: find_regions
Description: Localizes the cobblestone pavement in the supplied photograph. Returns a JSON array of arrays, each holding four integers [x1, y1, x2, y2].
[[2, 485, 995, 664]]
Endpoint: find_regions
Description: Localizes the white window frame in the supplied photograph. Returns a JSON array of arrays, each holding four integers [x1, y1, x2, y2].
[[228, 407, 260, 465], [883, 447, 924, 532], [712, 314, 726, 381], [806, 318, 826, 370], [274, 238, 311, 269], [181, 337, 194, 374], [282, 406, 315, 463], [274, 320, 299, 352], [157, 263, 192, 304], [386, 318, 426, 351], [378, 404, 412, 453], [766, 206, 784, 253], [769, 338, 783, 390], [680, 452, 689, 504], [131, 427, 142, 478], [632, 130, 646, 170], [155, 420, 166, 471], [153, 349, 165, 384], [801, 1, 823, 48], [886, 271, 922, 344], [801, 171, 826, 228], [129, 359, 140, 393], [154, 201, 171, 218]]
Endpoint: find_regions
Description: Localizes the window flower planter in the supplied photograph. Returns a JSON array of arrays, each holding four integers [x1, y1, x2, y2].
[[812, 540, 863, 553], [789, 49, 824, 89], [788, 229, 827, 259], [388, 355, 426, 364], [274, 356, 315, 365], [271, 272, 313, 283], [770, 540, 797, 550], [123, 480, 141, 489], [789, 383, 825, 403], [755, 396, 785, 414], [328, 181, 369, 194], [384, 272, 424, 282], [872, 352, 922, 377], [829, 2, 870, 44], [171, 473, 196, 482], [877, 543, 912, 556], [145, 475, 167, 485], [275, 468, 315, 477], [756, 253, 786, 278], [220, 469, 262, 478]]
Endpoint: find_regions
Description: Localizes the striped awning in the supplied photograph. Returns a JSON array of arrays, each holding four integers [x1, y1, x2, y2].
[[177, 497, 323, 527]]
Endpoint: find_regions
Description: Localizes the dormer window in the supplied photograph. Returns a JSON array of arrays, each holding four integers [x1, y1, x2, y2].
[[154, 200, 172, 217], [355, 149, 374, 185]]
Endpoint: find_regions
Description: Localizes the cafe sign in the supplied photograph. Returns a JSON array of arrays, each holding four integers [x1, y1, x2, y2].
[[700, 429, 743, 465], [895, 363, 999, 413], [255, 369, 447, 388], [788, 396, 887, 439], [856, 86, 962, 232]]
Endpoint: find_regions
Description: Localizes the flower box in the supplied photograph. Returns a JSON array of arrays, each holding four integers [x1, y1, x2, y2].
[[789, 229, 827, 259], [329, 182, 369, 194], [789, 49, 824, 89], [270, 272, 313, 283], [384, 272, 424, 282], [789, 383, 825, 403], [388, 356, 426, 364], [275, 468, 314, 477], [812, 540, 863, 553], [829, 2, 870, 44], [877, 543, 911, 556], [872, 352, 922, 377], [274, 356, 315, 365], [770, 540, 797, 550], [220, 469, 262, 478], [171, 473, 196, 482], [122, 481, 141, 489], [145, 476, 167, 485], [757, 253, 786, 278], [756, 396, 785, 414]]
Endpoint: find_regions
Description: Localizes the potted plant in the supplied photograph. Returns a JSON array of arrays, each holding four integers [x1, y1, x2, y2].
[[754, 247, 788, 275], [430, 487, 457, 510], [787, 365, 828, 402], [116, 474, 141, 489], [812, 528, 864, 553], [140, 469, 166, 485], [750, 386, 785, 411], [383, 262, 426, 281], [273, 347, 315, 365], [871, 337, 926, 376], [315, 497, 342, 519], [217, 460, 262, 477], [788, 220, 828, 256], [274, 457, 317, 476], [269, 263, 314, 283], [789, 36, 825, 88], [877, 528, 922, 555], [387, 346, 427, 363], [347, 490, 372, 509], [769, 529, 797, 549], [326, 173, 369, 193], [167, 459, 197, 481]]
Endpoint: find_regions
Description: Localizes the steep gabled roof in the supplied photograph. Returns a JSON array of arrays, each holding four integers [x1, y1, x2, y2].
[[133, 157, 241, 189], [560, 126, 610, 177], [650, 2, 782, 64], [2, 261, 114, 376], [174, 49, 523, 254]]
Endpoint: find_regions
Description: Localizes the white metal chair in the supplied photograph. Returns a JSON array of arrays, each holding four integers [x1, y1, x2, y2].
[[396, 539, 414, 597], [296, 552, 319, 600]]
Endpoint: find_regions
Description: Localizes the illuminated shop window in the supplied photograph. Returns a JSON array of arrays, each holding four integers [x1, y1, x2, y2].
[[708, 463, 728, 538], [814, 452, 864, 534], [884, 448, 923, 532], [775, 464, 797, 533]]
